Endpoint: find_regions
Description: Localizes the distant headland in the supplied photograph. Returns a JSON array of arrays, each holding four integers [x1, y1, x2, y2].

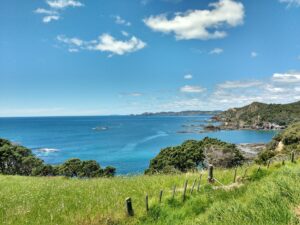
[[131, 110, 222, 116]]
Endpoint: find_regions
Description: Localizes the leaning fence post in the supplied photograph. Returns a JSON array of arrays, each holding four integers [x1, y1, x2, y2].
[[267, 160, 271, 169], [233, 167, 237, 183], [256, 166, 261, 175], [243, 167, 248, 178], [172, 185, 176, 199], [208, 164, 214, 183], [197, 174, 202, 192], [291, 151, 295, 163], [159, 190, 163, 203], [145, 194, 149, 212], [125, 197, 134, 216], [183, 180, 188, 201], [190, 179, 196, 194]]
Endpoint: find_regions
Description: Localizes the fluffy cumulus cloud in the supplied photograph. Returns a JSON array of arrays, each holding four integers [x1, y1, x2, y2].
[[279, 0, 300, 7], [180, 85, 206, 93], [56, 33, 146, 56], [143, 0, 244, 40], [34, 0, 83, 23]]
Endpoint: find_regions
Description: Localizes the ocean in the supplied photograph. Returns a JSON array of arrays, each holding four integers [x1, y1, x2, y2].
[[0, 115, 277, 174]]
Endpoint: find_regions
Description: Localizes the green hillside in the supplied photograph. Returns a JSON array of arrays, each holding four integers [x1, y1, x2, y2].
[[257, 122, 300, 163], [1, 160, 300, 225], [215, 101, 300, 129]]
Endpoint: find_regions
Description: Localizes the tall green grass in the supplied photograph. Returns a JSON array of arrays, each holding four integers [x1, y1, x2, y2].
[[0, 161, 299, 225]]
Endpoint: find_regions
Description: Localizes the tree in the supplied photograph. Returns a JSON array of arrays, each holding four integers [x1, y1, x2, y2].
[[59, 158, 83, 177], [80, 160, 102, 178]]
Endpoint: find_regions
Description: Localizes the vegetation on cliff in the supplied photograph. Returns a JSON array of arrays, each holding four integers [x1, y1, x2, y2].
[[257, 122, 300, 163], [145, 137, 244, 174], [215, 101, 300, 129]]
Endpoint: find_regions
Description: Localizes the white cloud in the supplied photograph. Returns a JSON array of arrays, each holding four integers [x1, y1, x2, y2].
[[35, 0, 83, 23], [217, 80, 262, 89], [279, 0, 300, 7], [93, 34, 146, 56], [34, 8, 57, 15], [56, 33, 146, 56], [180, 85, 206, 93], [46, 0, 84, 9], [264, 84, 286, 93], [209, 48, 224, 55], [184, 74, 193, 79], [121, 31, 129, 37], [143, 0, 244, 40], [34, 8, 60, 23], [272, 72, 300, 83], [113, 15, 131, 26], [43, 15, 60, 23], [251, 51, 258, 58], [57, 35, 84, 46]]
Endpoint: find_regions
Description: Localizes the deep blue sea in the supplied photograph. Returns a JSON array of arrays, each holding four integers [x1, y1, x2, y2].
[[0, 116, 277, 174]]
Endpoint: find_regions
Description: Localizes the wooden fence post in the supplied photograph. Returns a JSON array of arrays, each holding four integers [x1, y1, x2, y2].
[[159, 190, 163, 203], [172, 185, 176, 199], [267, 160, 271, 169], [291, 151, 295, 163], [256, 166, 261, 175], [233, 167, 237, 183], [183, 180, 188, 202], [208, 164, 214, 183], [190, 179, 196, 194], [125, 197, 134, 216], [243, 167, 248, 178], [197, 174, 202, 192], [145, 194, 149, 212]]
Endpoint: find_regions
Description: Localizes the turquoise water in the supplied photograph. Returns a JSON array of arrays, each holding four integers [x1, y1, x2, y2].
[[0, 116, 277, 174]]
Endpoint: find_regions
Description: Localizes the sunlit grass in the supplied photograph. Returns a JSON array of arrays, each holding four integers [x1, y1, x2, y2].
[[0, 161, 299, 225]]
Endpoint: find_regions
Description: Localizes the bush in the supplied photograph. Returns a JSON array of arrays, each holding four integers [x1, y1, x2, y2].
[[145, 137, 244, 174]]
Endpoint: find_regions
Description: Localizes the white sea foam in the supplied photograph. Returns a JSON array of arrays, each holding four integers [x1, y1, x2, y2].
[[38, 148, 59, 153]]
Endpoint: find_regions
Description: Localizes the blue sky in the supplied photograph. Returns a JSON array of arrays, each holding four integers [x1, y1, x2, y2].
[[1, 0, 300, 116]]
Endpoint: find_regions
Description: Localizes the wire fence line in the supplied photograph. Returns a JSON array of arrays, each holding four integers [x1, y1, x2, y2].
[[125, 152, 298, 217]]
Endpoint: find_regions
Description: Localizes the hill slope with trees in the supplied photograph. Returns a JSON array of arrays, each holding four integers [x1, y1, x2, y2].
[[214, 101, 300, 130]]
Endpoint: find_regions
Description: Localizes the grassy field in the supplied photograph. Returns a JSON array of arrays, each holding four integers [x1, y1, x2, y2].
[[0, 161, 300, 225]]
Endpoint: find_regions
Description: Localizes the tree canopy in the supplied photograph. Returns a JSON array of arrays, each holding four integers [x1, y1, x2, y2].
[[145, 137, 244, 174]]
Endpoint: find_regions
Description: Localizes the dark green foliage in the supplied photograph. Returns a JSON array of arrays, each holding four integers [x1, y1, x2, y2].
[[103, 166, 116, 177], [146, 137, 244, 174], [256, 150, 276, 164], [217, 101, 300, 128], [0, 138, 115, 178], [59, 159, 115, 178], [0, 141, 44, 175]]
